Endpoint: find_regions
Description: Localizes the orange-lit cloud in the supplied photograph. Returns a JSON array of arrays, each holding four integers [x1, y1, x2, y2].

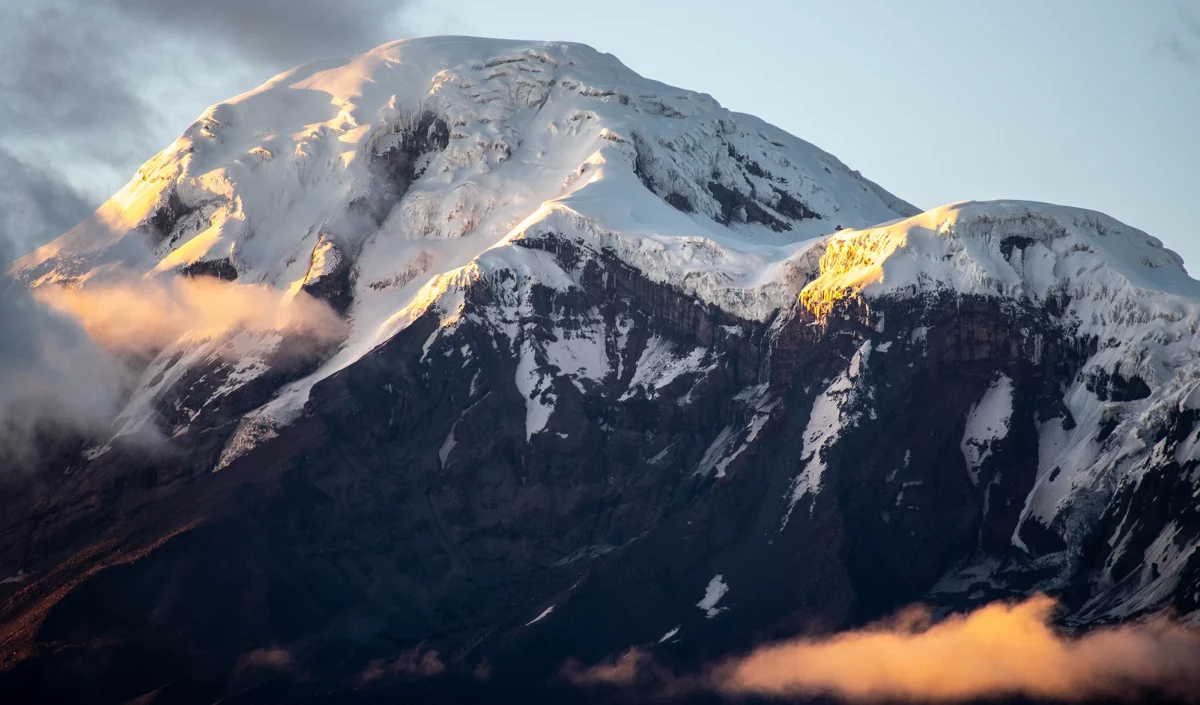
[[713, 595, 1200, 702], [564, 596, 1200, 703], [562, 648, 653, 687], [237, 647, 297, 672], [0, 269, 347, 467], [36, 275, 346, 355]]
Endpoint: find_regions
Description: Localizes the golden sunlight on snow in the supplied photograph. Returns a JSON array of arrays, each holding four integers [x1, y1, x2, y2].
[[799, 227, 907, 317]]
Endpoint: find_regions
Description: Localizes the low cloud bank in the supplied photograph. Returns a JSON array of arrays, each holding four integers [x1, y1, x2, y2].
[[1, 261, 345, 467], [0, 262, 128, 465], [565, 596, 1200, 703], [714, 595, 1200, 702]]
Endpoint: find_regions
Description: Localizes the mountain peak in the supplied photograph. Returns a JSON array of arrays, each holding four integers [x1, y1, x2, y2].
[[15, 34, 920, 441], [5, 35, 1200, 705], [800, 199, 1195, 315], [17, 35, 916, 287]]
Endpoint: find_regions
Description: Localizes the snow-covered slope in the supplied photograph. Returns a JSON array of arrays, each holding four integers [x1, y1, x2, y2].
[[13, 36, 916, 460], [780, 200, 1200, 619]]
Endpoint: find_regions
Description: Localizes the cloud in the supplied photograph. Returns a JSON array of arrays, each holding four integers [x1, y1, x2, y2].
[[106, 0, 411, 67], [562, 649, 653, 688], [0, 245, 129, 467], [715, 595, 1200, 702], [562, 647, 699, 700], [36, 276, 348, 355], [0, 241, 346, 468], [564, 596, 1200, 703], [0, 2, 165, 213], [237, 647, 298, 672], [361, 647, 445, 683], [0, 4, 153, 142], [0, 147, 94, 255]]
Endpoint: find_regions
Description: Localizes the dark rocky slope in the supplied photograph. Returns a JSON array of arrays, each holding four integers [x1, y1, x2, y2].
[[2, 231, 1194, 704]]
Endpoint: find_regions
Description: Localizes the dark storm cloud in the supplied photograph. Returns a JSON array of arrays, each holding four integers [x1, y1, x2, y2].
[[0, 4, 151, 141], [0, 147, 93, 254], [106, 0, 411, 66], [0, 2, 156, 251]]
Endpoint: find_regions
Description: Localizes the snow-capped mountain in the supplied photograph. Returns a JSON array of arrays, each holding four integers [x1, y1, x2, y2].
[[16, 36, 916, 454], [2, 36, 1198, 704]]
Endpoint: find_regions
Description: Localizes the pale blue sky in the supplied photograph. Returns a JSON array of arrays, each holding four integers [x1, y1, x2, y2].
[[411, 0, 1200, 268]]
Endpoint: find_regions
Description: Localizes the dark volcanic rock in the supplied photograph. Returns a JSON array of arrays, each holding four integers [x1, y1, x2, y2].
[[0, 232, 1190, 705], [298, 237, 355, 314], [180, 257, 238, 281]]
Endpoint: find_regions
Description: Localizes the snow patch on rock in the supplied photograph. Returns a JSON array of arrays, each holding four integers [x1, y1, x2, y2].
[[784, 341, 873, 524], [696, 574, 729, 618], [961, 374, 1016, 485], [525, 605, 554, 626], [621, 336, 711, 401]]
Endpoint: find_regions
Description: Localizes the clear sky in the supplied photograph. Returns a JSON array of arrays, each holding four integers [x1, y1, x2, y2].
[[2, 0, 1196, 269], [407, 0, 1199, 268]]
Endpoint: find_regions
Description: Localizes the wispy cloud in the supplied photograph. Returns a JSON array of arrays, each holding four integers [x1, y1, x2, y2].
[[0, 146, 93, 256], [0, 243, 129, 467], [37, 276, 347, 355], [0, 244, 345, 469], [361, 647, 446, 683]]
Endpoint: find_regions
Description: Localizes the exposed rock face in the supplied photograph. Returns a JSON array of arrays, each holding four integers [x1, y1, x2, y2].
[[180, 257, 238, 281], [1, 37, 1198, 705], [2, 230, 1195, 704]]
